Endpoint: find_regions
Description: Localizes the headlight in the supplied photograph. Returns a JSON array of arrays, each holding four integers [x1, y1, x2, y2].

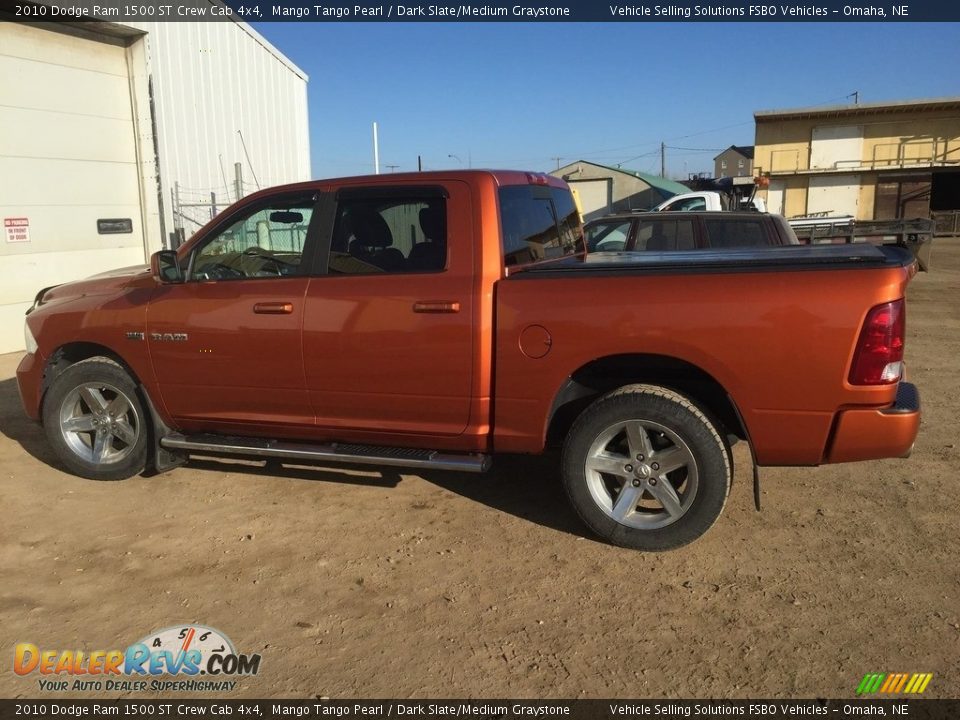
[[24, 320, 38, 355]]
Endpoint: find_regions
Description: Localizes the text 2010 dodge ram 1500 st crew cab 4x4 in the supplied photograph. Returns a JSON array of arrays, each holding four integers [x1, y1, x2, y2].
[[17, 170, 921, 551]]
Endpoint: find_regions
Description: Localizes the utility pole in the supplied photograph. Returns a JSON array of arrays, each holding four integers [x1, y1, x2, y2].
[[373, 122, 380, 175], [234, 162, 243, 202], [552, 156, 562, 171], [849, 90, 860, 104], [418, 155, 422, 172], [385, 164, 399, 173], [660, 142, 666, 177]]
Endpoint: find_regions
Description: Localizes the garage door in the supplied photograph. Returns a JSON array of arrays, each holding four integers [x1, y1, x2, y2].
[[766, 179, 786, 215], [0, 24, 145, 353], [570, 179, 612, 222], [807, 175, 861, 218], [811, 125, 863, 171]]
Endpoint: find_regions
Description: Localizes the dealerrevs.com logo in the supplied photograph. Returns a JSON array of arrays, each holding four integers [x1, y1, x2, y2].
[[14, 625, 261, 693]]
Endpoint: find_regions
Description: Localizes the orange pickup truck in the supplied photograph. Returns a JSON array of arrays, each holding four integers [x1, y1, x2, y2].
[[17, 170, 921, 550]]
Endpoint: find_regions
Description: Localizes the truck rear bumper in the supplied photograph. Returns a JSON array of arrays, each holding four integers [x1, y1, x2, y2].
[[824, 382, 921, 464]]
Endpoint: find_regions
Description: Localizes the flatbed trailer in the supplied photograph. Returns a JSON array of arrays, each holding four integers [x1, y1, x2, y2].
[[789, 217, 933, 271]]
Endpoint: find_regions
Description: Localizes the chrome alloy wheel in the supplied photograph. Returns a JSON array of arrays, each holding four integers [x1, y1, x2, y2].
[[58, 382, 141, 466], [584, 419, 698, 530]]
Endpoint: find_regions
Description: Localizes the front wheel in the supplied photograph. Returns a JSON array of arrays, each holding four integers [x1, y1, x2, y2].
[[561, 384, 731, 551], [42, 357, 148, 481]]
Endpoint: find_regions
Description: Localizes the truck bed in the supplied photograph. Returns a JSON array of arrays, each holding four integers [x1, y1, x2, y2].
[[517, 243, 914, 276]]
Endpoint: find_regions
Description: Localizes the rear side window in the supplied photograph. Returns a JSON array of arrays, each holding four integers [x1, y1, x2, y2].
[[499, 185, 584, 267], [704, 218, 767, 248], [328, 196, 447, 274], [634, 219, 696, 251]]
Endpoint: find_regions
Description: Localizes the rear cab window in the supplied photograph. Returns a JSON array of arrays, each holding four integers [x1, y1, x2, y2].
[[499, 182, 584, 268], [663, 196, 708, 212]]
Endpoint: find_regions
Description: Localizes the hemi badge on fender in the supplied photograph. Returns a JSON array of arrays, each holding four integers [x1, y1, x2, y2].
[[125, 332, 145, 341], [151, 332, 189, 342]]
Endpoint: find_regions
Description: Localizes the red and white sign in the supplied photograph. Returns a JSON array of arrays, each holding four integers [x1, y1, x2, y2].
[[4, 217, 30, 244]]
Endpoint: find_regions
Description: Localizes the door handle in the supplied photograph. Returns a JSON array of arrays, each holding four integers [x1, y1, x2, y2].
[[253, 302, 294, 314], [413, 301, 460, 314]]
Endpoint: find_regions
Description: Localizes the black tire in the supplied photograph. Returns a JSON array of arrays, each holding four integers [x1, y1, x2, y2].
[[42, 357, 148, 481], [561, 384, 730, 551]]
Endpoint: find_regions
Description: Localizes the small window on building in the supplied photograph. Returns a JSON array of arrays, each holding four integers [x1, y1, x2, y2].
[[721, 160, 727, 169], [738, 159, 745, 168]]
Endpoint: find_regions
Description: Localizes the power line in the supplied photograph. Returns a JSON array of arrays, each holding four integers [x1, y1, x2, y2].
[[666, 146, 725, 153]]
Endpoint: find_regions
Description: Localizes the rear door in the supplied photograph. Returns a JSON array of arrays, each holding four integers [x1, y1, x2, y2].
[[302, 183, 475, 437]]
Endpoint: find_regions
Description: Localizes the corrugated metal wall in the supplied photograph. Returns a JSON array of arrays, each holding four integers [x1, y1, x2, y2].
[[130, 19, 310, 242]]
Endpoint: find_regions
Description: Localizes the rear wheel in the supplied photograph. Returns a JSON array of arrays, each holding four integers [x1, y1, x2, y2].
[[561, 384, 730, 551], [42, 358, 148, 481]]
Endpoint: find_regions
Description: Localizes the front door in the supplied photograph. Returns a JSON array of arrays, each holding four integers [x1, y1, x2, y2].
[[302, 182, 475, 438], [147, 192, 322, 432]]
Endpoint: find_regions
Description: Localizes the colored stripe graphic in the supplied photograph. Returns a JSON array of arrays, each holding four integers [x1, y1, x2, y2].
[[857, 672, 932, 694]]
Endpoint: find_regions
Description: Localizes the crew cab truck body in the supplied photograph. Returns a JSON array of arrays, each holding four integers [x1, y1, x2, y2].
[[17, 170, 921, 550]]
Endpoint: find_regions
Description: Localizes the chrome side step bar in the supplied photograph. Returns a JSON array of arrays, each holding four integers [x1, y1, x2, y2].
[[160, 433, 492, 474]]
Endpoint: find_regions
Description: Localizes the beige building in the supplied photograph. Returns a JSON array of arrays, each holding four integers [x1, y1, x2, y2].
[[753, 97, 960, 221], [551, 161, 689, 222]]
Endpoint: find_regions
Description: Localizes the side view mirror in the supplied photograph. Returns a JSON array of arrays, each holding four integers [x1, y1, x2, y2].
[[151, 250, 183, 283]]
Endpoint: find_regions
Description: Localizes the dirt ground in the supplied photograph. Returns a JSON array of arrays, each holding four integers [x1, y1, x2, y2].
[[1, 241, 958, 702]]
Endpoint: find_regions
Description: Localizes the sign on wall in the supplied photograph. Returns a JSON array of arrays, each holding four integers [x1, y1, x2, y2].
[[4, 218, 30, 243]]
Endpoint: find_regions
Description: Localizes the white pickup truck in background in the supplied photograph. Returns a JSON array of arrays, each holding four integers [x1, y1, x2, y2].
[[652, 190, 766, 213]]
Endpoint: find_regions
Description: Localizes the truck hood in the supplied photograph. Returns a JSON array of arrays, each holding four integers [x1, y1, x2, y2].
[[33, 264, 152, 310]]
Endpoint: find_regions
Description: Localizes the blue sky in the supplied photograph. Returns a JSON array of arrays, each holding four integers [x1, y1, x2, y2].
[[253, 22, 960, 180]]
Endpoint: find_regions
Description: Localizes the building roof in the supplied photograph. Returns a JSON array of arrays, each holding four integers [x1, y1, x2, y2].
[[558, 161, 689, 196], [754, 96, 960, 122], [714, 145, 754, 161]]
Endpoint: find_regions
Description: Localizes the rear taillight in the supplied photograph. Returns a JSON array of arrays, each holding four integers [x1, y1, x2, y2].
[[849, 299, 905, 385]]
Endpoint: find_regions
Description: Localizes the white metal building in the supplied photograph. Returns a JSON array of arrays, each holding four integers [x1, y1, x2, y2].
[[0, 17, 310, 353]]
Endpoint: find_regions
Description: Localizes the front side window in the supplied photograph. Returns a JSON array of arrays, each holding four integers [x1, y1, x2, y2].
[[328, 196, 447, 274], [585, 221, 631, 252], [191, 198, 315, 281]]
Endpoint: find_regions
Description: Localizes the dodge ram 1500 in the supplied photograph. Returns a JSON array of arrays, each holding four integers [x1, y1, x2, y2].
[[17, 170, 921, 550]]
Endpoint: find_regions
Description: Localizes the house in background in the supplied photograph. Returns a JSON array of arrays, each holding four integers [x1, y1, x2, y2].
[[551, 161, 690, 222], [753, 97, 960, 221], [714, 146, 754, 178]]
